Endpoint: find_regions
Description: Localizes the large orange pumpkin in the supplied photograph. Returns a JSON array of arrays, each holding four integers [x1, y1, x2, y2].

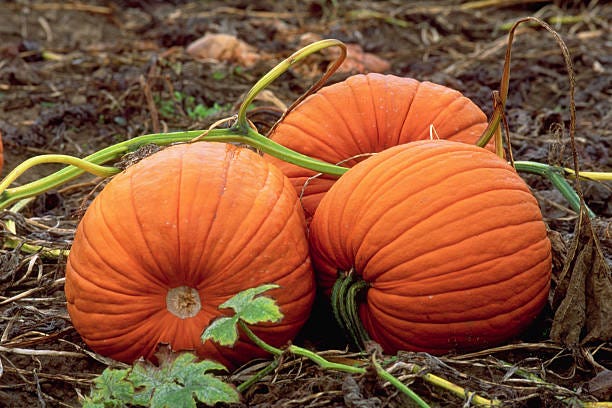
[[266, 73, 490, 220], [65, 142, 314, 368], [309, 140, 551, 355]]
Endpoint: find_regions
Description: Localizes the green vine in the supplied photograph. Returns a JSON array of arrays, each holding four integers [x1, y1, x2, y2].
[[0, 38, 603, 217]]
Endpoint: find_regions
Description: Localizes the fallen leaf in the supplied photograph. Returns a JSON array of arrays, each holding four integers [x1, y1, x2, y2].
[[586, 369, 612, 400], [337, 43, 391, 74], [297, 33, 391, 76], [186, 33, 260, 67], [550, 208, 612, 346]]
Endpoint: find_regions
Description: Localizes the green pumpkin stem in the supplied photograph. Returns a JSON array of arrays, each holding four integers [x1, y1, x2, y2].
[[331, 269, 371, 351]]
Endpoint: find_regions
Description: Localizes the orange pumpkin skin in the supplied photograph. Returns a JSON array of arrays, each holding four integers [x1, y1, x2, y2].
[[309, 140, 552, 355], [266, 73, 490, 220], [65, 142, 315, 368]]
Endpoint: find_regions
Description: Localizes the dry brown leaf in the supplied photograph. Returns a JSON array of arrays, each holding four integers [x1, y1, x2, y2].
[[337, 43, 391, 74], [186, 33, 260, 67], [586, 369, 612, 400], [550, 209, 612, 346], [297, 33, 391, 76]]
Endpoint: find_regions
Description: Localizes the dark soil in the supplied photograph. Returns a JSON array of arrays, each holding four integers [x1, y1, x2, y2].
[[0, 1, 610, 407]]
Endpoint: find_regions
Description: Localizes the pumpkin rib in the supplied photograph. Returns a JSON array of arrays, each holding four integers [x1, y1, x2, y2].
[[72, 222, 153, 297], [350, 183, 536, 272], [357, 194, 545, 281], [372, 234, 551, 291], [174, 151, 185, 274], [279, 120, 340, 162], [366, 251, 551, 324], [404, 82, 475, 140], [196, 160, 276, 281], [355, 182, 535, 249], [197, 190, 307, 293], [396, 79, 422, 142], [128, 169, 170, 283], [89, 185, 169, 289], [320, 89, 370, 156], [362, 289, 546, 353], [190, 149, 232, 277], [422, 95, 485, 141], [69, 221, 168, 299], [95, 204, 168, 290], [178, 159, 208, 282], [79, 306, 168, 342], [342, 151, 512, 238], [355, 75, 380, 151], [367, 270, 548, 330], [363, 74, 381, 147]]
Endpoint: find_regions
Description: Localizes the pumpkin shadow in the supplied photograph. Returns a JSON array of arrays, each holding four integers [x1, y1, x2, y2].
[[294, 291, 349, 351]]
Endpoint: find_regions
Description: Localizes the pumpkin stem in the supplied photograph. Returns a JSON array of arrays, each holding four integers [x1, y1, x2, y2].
[[331, 269, 371, 351], [166, 286, 202, 319]]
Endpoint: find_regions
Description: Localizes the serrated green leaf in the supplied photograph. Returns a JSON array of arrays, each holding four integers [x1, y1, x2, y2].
[[127, 351, 238, 407], [149, 382, 196, 408], [201, 315, 239, 346], [88, 367, 133, 406], [219, 284, 279, 315], [192, 375, 240, 405], [81, 397, 106, 408], [239, 296, 283, 324]]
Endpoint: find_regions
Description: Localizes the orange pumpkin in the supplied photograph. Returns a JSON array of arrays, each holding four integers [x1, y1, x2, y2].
[[65, 142, 314, 368], [266, 73, 490, 220], [309, 140, 551, 354]]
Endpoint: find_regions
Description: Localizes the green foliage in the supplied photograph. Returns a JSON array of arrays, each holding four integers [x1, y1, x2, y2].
[[201, 284, 283, 347], [83, 347, 239, 408], [83, 368, 133, 407], [85, 285, 283, 407], [154, 91, 230, 120]]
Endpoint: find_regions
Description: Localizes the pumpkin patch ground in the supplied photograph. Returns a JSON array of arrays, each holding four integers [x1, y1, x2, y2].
[[0, 1, 610, 407]]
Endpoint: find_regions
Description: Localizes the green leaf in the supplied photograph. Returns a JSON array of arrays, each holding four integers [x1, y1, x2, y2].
[[128, 350, 238, 407], [202, 284, 284, 347], [219, 284, 280, 316], [201, 316, 239, 347], [87, 367, 134, 406], [239, 296, 283, 325]]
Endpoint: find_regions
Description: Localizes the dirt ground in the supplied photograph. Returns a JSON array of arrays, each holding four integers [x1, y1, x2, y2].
[[0, 0, 610, 407]]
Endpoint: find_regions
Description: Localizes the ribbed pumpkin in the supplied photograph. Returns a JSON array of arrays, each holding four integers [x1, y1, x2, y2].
[[309, 139, 552, 354], [65, 142, 314, 368], [266, 73, 490, 219]]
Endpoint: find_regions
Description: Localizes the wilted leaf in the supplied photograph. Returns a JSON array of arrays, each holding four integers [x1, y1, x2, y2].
[[586, 369, 612, 400], [550, 209, 612, 346], [186, 33, 260, 67], [295, 33, 391, 77], [337, 43, 391, 74]]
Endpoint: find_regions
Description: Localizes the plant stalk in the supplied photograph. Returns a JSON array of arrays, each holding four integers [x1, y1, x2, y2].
[[0, 128, 347, 211], [514, 161, 596, 218], [331, 271, 371, 350]]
